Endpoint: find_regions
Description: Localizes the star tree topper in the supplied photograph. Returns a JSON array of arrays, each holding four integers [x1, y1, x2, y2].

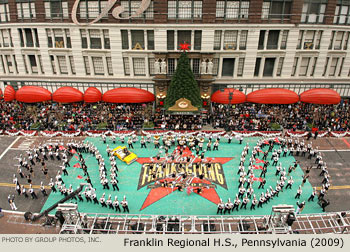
[[179, 42, 191, 51]]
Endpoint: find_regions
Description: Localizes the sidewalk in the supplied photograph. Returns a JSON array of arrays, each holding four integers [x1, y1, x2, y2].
[[0, 211, 60, 234]]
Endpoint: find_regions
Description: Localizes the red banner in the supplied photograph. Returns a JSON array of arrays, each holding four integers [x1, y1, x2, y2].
[[255, 158, 266, 164], [73, 163, 81, 168], [252, 165, 263, 170]]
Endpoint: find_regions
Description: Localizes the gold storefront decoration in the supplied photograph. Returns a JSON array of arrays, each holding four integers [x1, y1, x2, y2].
[[225, 43, 236, 50], [55, 41, 64, 48], [132, 43, 144, 50], [168, 98, 198, 112]]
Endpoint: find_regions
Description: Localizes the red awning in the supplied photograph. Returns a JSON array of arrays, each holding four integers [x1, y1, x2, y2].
[[300, 88, 341, 104], [84, 87, 102, 103], [102, 87, 155, 103], [4, 86, 16, 102], [211, 88, 246, 104], [247, 88, 299, 104], [15, 86, 51, 103], [52, 87, 83, 103]]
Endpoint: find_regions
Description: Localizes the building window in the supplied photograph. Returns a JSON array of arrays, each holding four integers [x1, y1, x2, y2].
[[254, 58, 261, 76], [301, 0, 327, 24], [258, 30, 266, 49], [291, 57, 298, 76], [224, 31, 238, 50], [237, 58, 245, 77], [344, 32, 350, 49], [212, 58, 219, 76], [0, 29, 12, 47], [120, 0, 154, 19], [81, 30, 88, 48], [79, 0, 108, 19], [18, 28, 39, 48], [32, 55, 37, 73], [168, 1, 202, 19], [263, 58, 275, 76], [133, 58, 146, 76], [121, 30, 129, 50], [168, 58, 176, 75], [329, 57, 339, 76], [258, 30, 280, 50], [193, 0, 202, 18], [222, 58, 235, 77], [240, 30, 248, 50], [147, 30, 154, 50], [167, 30, 175, 50], [310, 57, 317, 76], [315, 31, 322, 49], [0, 55, 4, 73], [338, 57, 345, 76], [192, 58, 200, 74], [16, 1, 36, 20], [123, 57, 130, 76], [280, 30, 288, 49], [103, 29, 110, 49], [298, 30, 323, 49], [5, 55, 12, 73], [194, 31, 202, 50], [44, 0, 68, 19], [106, 57, 113, 75], [214, 30, 222, 50], [65, 29, 71, 48], [216, 1, 249, 19], [46, 28, 71, 49], [90, 29, 102, 49], [131, 30, 144, 50], [83, 56, 90, 75], [262, 0, 292, 20], [5, 55, 13, 73], [276, 57, 284, 76], [92, 56, 104, 75], [267, 30, 279, 49], [148, 58, 155, 75], [69, 56, 76, 74], [28, 55, 38, 74], [329, 31, 335, 49], [334, 0, 350, 24], [57, 55, 68, 74], [330, 31, 345, 50], [0, 2, 10, 22], [54, 29, 64, 48], [50, 55, 56, 74], [322, 57, 329, 76], [299, 57, 310, 76], [177, 31, 191, 49]]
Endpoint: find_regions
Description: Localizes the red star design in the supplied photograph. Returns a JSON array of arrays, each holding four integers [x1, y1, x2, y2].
[[179, 42, 190, 51], [136, 147, 232, 211]]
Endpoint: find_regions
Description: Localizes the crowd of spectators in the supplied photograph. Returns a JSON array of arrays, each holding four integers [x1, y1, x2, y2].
[[211, 100, 350, 131], [152, 108, 204, 130], [0, 100, 151, 131], [1, 99, 349, 132]]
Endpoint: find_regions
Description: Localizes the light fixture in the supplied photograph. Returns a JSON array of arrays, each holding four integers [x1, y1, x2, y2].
[[201, 93, 210, 99], [157, 93, 166, 99]]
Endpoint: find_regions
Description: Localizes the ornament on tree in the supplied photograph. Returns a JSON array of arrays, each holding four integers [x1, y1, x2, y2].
[[179, 42, 190, 51]]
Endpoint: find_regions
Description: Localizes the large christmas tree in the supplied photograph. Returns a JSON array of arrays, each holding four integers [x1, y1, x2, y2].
[[165, 47, 202, 109]]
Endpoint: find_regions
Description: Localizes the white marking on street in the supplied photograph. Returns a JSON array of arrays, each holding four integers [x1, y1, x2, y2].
[[16, 138, 35, 150], [0, 136, 21, 160]]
